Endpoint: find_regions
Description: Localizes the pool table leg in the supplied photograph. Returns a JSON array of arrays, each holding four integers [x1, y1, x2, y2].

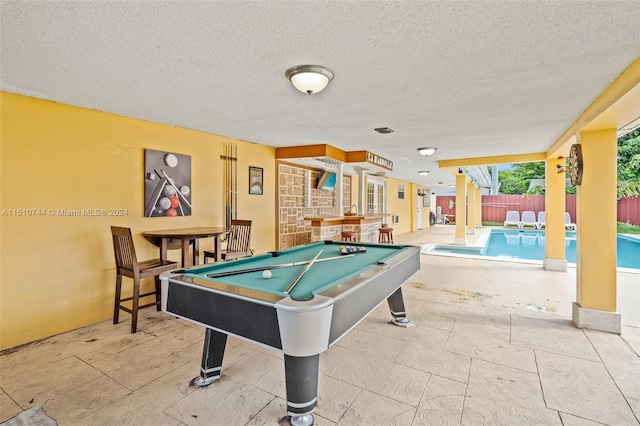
[[387, 287, 414, 327], [279, 354, 318, 426], [193, 328, 227, 387]]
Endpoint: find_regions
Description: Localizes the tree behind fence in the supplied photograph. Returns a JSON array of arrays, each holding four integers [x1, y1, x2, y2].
[[435, 195, 640, 226]]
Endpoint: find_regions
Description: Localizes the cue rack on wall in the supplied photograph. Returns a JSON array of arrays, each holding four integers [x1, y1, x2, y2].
[[221, 143, 237, 228]]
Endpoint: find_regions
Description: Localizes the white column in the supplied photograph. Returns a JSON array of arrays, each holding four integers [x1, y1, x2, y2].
[[356, 167, 366, 214], [335, 163, 344, 216]]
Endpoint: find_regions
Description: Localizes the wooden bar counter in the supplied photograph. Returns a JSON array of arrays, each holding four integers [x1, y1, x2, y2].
[[304, 214, 387, 243]]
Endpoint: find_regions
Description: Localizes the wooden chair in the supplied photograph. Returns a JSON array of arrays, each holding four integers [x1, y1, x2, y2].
[[110, 226, 178, 333], [203, 219, 253, 263]]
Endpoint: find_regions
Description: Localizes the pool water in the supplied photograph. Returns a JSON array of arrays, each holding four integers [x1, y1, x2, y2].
[[429, 229, 640, 270]]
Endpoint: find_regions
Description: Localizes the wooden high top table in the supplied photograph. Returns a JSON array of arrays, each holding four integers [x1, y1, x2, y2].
[[142, 226, 230, 267]]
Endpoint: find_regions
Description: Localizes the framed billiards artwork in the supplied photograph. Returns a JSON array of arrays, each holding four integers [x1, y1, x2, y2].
[[249, 166, 263, 195], [144, 149, 192, 217]]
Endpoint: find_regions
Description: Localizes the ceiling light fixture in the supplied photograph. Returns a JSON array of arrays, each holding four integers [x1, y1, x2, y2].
[[374, 127, 394, 134], [285, 65, 334, 95], [418, 171, 429, 176], [417, 147, 437, 156]]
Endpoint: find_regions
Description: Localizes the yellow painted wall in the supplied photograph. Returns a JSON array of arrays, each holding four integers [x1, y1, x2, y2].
[[0, 93, 276, 350], [349, 174, 359, 209], [347, 175, 419, 234], [387, 177, 413, 235]]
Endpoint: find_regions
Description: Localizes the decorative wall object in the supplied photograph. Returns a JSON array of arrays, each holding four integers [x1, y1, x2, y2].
[[222, 143, 238, 227], [249, 166, 263, 195], [144, 149, 192, 217]]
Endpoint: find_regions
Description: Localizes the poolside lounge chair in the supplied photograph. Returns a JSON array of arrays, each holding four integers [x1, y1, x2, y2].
[[521, 211, 537, 229], [536, 211, 546, 229], [504, 211, 521, 228], [565, 212, 577, 230]]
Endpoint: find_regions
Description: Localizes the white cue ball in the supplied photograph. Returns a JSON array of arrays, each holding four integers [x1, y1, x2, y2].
[[262, 270, 272, 279]]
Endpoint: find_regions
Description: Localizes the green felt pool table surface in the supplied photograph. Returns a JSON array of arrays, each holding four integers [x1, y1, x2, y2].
[[184, 241, 411, 301]]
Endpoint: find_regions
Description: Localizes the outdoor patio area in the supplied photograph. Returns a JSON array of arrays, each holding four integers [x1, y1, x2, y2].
[[1, 225, 639, 425]]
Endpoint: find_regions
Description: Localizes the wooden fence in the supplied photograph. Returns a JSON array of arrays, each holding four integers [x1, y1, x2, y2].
[[435, 194, 640, 225], [617, 196, 640, 225]]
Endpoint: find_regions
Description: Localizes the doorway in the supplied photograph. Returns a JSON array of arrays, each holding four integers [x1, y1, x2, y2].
[[366, 177, 387, 222], [417, 193, 423, 229]]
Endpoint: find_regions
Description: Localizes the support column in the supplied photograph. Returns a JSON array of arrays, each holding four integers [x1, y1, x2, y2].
[[544, 157, 567, 272], [475, 186, 482, 228], [573, 129, 620, 334], [335, 163, 344, 216], [355, 167, 366, 214], [454, 174, 468, 245], [466, 182, 476, 235]]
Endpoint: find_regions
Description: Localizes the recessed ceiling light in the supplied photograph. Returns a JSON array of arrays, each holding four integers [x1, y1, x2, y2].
[[418, 171, 429, 176], [374, 127, 394, 134], [417, 147, 437, 156]]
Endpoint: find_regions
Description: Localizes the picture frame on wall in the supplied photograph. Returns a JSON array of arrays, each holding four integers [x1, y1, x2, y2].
[[144, 149, 192, 217], [423, 190, 431, 207], [249, 166, 263, 195]]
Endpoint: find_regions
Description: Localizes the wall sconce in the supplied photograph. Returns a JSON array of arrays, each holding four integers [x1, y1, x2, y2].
[[286, 65, 334, 95], [417, 147, 437, 156]]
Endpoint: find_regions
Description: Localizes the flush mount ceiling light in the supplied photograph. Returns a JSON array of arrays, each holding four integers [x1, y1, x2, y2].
[[418, 171, 429, 176], [285, 65, 334, 95], [374, 127, 394, 134], [417, 147, 437, 156]]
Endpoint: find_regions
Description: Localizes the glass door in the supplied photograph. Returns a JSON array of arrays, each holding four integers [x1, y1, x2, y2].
[[366, 177, 387, 222]]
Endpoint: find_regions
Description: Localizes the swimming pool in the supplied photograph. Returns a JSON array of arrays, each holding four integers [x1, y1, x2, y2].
[[426, 229, 640, 270]]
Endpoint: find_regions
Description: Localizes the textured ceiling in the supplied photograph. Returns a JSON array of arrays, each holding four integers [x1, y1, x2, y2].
[[1, 1, 639, 188]]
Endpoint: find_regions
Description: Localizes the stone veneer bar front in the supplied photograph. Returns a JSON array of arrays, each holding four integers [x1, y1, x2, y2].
[[277, 162, 351, 250], [304, 214, 386, 243]]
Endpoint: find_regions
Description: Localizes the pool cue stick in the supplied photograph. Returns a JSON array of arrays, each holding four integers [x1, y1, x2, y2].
[[205, 253, 353, 278], [154, 169, 186, 216], [159, 169, 186, 215], [160, 169, 193, 209], [146, 178, 168, 217], [284, 249, 323, 294]]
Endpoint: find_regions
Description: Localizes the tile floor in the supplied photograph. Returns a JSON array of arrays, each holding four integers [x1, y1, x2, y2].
[[1, 226, 639, 425]]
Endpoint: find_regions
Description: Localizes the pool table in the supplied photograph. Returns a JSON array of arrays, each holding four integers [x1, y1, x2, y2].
[[160, 240, 420, 426]]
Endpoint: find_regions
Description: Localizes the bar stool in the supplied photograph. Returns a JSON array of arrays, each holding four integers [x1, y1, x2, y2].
[[378, 227, 394, 244], [341, 231, 357, 242]]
